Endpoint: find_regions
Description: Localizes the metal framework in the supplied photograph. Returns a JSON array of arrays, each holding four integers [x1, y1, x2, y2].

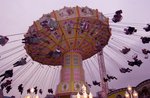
[[98, 50, 108, 98]]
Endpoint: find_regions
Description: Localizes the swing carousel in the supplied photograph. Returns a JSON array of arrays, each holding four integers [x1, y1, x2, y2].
[[24, 6, 111, 98], [1, 4, 150, 98]]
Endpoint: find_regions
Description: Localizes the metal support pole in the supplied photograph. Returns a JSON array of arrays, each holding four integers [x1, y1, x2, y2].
[[97, 50, 108, 98]]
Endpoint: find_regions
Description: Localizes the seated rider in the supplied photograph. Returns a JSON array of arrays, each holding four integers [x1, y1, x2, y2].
[[0, 35, 9, 46], [0, 69, 13, 82]]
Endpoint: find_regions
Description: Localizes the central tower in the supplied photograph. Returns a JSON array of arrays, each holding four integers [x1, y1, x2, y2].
[[56, 51, 87, 97]]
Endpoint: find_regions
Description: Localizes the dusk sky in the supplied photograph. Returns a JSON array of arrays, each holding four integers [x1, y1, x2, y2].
[[0, 0, 150, 98]]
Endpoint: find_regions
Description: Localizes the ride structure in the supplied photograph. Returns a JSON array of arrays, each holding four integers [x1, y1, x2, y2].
[[24, 6, 111, 98]]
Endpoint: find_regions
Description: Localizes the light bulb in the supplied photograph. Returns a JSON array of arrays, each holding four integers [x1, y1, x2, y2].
[[89, 92, 93, 98], [133, 90, 138, 97], [125, 91, 129, 98], [35, 95, 39, 98], [77, 92, 80, 98], [26, 95, 31, 98], [30, 88, 34, 93], [127, 85, 132, 91]]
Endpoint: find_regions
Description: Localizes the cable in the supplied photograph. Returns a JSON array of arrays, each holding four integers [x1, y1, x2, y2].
[[83, 60, 95, 81], [33, 64, 45, 88], [0, 44, 23, 56], [13, 59, 32, 76], [52, 67, 60, 89], [89, 58, 99, 74], [7, 39, 22, 44], [51, 67, 60, 93], [117, 21, 148, 26], [12, 62, 32, 86], [87, 60, 98, 80], [50, 67, 58, 89], [40, 66, 50, 92], [47, 67, 54, 88], [111, 34, 142, 49], [0, 49, 24, 61], [105, 45, 129, 67], [104, 51, 123, 69], [110, 24, 128, 28], [0, 53, 26, 74], [6, 33, 25, 37], [111, 26, 147, 36], [0, 52, 25, 69], [23, 64, 41, 87], [103, 13, 115, 15], [30, 64, 44, 87]]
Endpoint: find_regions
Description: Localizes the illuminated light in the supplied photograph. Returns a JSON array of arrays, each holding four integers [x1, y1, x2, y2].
[[82, 85, 86, 91], [133, 90, 138, 97], [89, 92, 93, 98], [26, 95, 31, 98], [125, 85, 138, 98], [127, 85, 132, 92], [30, 88, 34, 93], [77, 92, 80, 98], [125, 91, 129, 98], [83, 93, 87, 98]]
